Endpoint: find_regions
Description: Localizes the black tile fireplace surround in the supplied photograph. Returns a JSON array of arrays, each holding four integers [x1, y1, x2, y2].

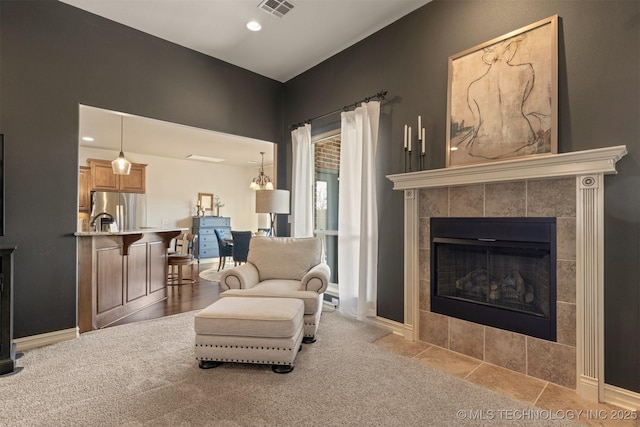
[[430, 217, 557, 341]]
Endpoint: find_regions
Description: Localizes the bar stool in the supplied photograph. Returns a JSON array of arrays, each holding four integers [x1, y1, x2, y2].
[[167, 233, 198, 295]]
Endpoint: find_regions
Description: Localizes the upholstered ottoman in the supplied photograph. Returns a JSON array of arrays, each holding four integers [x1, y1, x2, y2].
[[194, 296, 304, 373]]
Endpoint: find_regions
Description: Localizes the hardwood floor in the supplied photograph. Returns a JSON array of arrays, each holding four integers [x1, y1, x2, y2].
[[106, 261, 222, 328]]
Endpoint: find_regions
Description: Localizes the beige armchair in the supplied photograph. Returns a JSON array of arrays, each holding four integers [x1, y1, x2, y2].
[[219, 236, 330, 343]]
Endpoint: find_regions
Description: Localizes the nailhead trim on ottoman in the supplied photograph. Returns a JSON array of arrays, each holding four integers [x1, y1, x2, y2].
[[194, 297, 304, 369]]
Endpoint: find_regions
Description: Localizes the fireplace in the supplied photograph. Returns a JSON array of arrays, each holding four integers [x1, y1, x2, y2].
[[388, 146, 627, 401], [430, 217, 556, 341]]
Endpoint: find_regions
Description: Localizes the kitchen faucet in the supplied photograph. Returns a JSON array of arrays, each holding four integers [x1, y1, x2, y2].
[[90, 212, 115, 231]]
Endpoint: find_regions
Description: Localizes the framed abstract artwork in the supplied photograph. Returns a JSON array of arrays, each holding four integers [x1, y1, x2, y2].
[[446, 15, 558, 167]]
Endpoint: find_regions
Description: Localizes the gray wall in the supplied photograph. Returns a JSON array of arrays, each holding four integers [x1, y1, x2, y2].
[[0, 0, 282, 337], [282, 0, 640, 392]]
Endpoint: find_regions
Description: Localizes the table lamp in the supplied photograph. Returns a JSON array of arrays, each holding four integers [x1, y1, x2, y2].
[[255, 189, 290, 237]]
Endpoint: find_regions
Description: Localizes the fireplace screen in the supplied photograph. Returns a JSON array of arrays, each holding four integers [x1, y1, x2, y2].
[[430, 217, 556, 341], [434, 240, 550, 317]]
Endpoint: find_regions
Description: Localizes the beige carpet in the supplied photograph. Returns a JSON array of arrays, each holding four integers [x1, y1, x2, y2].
[[1, 310, 580, 427]]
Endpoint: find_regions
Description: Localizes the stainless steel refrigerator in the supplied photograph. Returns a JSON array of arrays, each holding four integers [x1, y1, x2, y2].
[[90, 191, 147, 231]]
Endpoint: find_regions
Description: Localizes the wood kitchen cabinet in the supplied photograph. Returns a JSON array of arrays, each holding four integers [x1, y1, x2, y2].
[[78, 166, 91, 212], [87, 158, 146, 193]]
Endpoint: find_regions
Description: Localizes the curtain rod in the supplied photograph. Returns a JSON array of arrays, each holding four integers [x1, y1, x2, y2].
[[289, 90, 387, 131]]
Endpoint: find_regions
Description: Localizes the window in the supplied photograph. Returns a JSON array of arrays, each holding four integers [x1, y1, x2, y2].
[[313, 132, 340, 285]]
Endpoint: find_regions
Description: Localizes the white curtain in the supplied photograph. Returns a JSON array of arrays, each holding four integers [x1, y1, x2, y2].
[[338, 101, 380, 320], [291, 123, 314, 237]]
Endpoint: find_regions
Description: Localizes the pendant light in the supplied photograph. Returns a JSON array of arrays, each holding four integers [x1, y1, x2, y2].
[[249, 151, 274, 190], [112, 115, 132, 175]]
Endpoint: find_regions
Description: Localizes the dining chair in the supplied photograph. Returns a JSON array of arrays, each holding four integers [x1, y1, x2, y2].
[[231, 231, 252, 266], [214, 228, 234, 271]]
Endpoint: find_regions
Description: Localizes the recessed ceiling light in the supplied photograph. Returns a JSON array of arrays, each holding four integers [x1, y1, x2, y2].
[[186, 154, 225, 163], [82, 136, 95, 142], [247, 20, 262, 31]]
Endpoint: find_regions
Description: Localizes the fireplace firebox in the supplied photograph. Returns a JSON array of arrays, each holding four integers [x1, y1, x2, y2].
[[430, 217, 556, 341]]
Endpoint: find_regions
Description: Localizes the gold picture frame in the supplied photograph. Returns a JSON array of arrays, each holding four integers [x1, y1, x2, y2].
[[446, 15, 558, 167], [198, 193, 214, 211]]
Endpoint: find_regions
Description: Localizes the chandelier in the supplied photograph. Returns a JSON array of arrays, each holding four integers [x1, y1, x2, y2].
[[249, 151, 274, 190]]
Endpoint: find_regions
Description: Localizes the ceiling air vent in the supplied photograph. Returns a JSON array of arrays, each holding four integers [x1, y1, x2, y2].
[[258, 0, 295, 18]]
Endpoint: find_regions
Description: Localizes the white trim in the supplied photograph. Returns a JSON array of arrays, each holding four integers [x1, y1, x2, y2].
[[370, 316, 413, 340], [404, 189, 419, 341], [575, 174, 607, 403], [603, 383, 640, 411], [387, 146, 627, 190], [14, 327, 79, 352], [578, 375, 600, 403]]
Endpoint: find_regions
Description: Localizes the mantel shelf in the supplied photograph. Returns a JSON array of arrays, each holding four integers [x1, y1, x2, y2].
[[387, 146, 628, 190]]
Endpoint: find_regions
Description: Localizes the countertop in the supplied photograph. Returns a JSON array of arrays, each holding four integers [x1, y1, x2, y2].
[[74, 227, 188, 237]]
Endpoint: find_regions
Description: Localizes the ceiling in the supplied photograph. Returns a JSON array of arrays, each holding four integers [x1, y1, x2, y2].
[[71, 0, 431, 166], [59, 0, 431, 83], [79, 105, 276, 167]]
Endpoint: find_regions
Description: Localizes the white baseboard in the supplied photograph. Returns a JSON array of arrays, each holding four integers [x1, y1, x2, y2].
[[371, 316, 414, 340], [578, 375, 600, 403], [13, 327, 79, 352], [603, 383, 640, 410]]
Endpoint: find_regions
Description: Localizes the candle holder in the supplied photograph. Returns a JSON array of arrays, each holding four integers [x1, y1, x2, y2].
[[420, 152, 426, 170], [404, 147, 408, 172], [407, 150, 412, 172]]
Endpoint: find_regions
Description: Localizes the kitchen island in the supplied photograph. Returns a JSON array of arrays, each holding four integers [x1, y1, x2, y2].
[[76, 228, 186, 332]]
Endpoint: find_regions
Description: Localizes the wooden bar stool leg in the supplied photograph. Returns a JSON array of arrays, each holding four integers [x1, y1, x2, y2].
[[190, 264, 195, 292], [177, 265, 183, 296]]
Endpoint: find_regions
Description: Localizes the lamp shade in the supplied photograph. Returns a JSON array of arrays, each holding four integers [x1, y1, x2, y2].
[[255, 189, 290, 214]]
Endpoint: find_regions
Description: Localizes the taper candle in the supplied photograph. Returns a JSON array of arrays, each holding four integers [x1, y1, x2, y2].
[[421, 128, 426, 154], [404, 124, 408, 149], [418, 116, 422, 139]]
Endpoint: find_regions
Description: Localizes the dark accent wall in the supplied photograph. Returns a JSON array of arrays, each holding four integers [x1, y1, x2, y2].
[[0, 0, 282, 337], [282, 0, 640, 392]]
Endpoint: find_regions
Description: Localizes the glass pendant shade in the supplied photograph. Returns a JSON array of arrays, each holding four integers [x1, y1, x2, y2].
[[112, 115, 132, 175], [112, 153, 132, 175]]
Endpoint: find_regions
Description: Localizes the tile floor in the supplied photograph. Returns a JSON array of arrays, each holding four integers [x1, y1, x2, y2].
[[374, 333, 639, 427]]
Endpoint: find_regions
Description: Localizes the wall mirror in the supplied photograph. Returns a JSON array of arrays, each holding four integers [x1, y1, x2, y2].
[[198, 193, 214, 211]]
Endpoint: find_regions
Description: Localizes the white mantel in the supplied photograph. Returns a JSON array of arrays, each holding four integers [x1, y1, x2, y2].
[[387, 145, 631, 405], [388, 146, 627, 190]]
